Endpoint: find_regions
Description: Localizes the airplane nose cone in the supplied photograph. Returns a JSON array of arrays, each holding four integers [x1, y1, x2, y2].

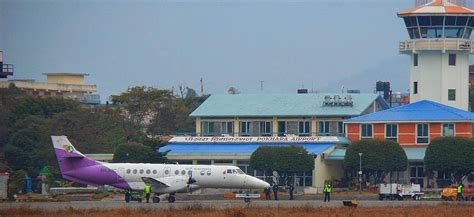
[[247, 176, 270, 189]]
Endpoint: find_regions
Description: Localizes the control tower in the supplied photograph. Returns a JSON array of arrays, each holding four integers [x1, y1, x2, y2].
[[398, 0, 474, 111]]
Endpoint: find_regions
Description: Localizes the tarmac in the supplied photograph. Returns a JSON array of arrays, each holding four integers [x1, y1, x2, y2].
[[0, 199, 471, 211]]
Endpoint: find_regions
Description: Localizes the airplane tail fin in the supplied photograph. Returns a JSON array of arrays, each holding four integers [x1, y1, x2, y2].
[[51, 136, 97, 174]]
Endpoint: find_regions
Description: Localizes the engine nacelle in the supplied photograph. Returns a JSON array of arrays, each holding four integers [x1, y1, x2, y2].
[[153, 176, 189, 193]]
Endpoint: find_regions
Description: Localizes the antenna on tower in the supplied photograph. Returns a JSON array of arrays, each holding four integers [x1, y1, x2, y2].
[[200, 78, 204, 96]]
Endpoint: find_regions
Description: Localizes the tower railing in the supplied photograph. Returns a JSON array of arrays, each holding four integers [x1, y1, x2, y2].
[[399, 39, 474, 53]]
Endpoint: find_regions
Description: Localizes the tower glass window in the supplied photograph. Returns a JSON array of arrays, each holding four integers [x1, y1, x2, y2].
[[402, 16, 473, 39], [448, 89, 456, 101], [449, 54, 456, 66]]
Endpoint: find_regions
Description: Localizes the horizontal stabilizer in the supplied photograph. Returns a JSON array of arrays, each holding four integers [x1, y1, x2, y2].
[[141, 177, 171, 187]]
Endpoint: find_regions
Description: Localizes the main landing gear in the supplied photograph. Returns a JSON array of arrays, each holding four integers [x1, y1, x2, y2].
[[152, 193, 176, 203]]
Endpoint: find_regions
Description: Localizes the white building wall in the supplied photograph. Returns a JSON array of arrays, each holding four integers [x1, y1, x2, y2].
[[410, 52, 469, 111]]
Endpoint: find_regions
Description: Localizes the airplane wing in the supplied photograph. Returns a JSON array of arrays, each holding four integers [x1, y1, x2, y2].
[[141, 177, 171, 187]]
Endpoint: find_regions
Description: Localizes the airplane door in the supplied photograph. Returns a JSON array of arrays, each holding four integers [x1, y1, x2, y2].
[[164, 167, 171, 177], [117, 167, 125, 181]]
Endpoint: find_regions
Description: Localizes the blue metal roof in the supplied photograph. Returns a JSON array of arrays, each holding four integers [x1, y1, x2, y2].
[[161, 143, 335, 156], [325, 147, 426, 161], [345, 100, 474, 123], [190, 93, 388, 117]]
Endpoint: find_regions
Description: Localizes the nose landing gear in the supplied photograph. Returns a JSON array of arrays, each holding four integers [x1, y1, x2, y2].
[[167, 193, 176, 203]]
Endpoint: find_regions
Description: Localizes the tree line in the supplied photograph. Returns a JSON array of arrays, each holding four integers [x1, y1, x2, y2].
[[0, 84, 208, 178]]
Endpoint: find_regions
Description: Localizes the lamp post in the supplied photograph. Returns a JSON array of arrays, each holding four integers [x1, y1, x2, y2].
[[358, 152, 363, 192]]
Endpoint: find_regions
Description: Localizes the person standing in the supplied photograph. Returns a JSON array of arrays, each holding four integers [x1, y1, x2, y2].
[[272, 184, 279, 200], [323, 183, 332, 202], [264, 187, 271, 200], [457, 183, 464, 201], [288, 184, 294, 200], [144, 184, 151, 203]]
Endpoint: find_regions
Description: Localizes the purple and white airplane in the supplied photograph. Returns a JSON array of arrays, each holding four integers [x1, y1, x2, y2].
[[52, 136, 270, 203]]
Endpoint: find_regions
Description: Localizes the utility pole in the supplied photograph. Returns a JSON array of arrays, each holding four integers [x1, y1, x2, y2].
[[359, 152, 363, 192], [200, 78, 204, 96], [260, 81, 264, 92]]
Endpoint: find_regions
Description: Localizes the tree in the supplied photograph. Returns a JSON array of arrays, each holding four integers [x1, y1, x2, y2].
[[113, 142, 167, 163], [8, 97, 79, 124], [249, 146, 314, 184], [227, 87, 240, 95], [425, 137, 474, 183], [111, 86, 173, 139], [344, 139, 408, 184]]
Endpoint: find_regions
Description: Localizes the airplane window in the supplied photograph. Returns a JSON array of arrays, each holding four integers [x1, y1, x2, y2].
[[175, 170, 179, 175], [133, 169, 137, 174], [139, 169, 144, 174], [207, 171, 211, 176], [188, 170, 192, 176], [232, 169, 238, 174], [165, 170, 169, 175], [200, 171, 205, 176], [126, 169, 131, 174], [153, 170, 157, 174], [227, 169, 232, 174], [236, 169, 245, 174], [181, 170, 186, 175], [146, 169, 150, 174]]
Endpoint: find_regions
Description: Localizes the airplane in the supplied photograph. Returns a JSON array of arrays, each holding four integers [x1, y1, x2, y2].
[[51, 136, 270, 203]]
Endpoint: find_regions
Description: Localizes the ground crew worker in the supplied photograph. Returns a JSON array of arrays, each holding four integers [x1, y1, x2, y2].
[[264, 187, 271, 200], [323, 183, 332, 202], [457, 183, 464, 201], [272, 184, 279, 200], [144, 184, 151, 203], [288, 184, 294, 200]]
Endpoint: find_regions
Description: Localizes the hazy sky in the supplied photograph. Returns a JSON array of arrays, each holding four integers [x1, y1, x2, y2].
[[1, 0, 420, 101]]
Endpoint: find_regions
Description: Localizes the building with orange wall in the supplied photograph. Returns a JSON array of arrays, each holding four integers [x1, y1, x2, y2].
[[339, 100, 474, 188]]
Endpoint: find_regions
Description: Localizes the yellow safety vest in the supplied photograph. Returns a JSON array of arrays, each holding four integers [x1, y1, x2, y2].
[[144, 185, 151, 194], [324, 185, 332, 193], [458, 185, 463, 193]]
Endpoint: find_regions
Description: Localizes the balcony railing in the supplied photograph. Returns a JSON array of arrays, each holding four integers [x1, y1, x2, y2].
[[399, 39, 474, 53]]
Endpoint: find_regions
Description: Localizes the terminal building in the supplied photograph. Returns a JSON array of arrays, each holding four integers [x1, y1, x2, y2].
[[163, 93, 389, 191]]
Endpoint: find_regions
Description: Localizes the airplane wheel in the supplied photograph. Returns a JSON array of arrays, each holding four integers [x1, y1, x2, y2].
[[153, 196, 160, 203], [168, 196, 176, 203]]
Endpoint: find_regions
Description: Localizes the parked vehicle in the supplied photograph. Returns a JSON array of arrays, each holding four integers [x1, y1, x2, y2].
[[378, 183, 423, 201], [125, 191, 144, 203], [441, 187, 474, 201]]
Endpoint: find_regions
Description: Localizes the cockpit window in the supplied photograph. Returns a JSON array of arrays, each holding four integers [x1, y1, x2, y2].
[[227, 169, 232, 174], [232, 169, 238, 174], [236, 169, 245, 174]]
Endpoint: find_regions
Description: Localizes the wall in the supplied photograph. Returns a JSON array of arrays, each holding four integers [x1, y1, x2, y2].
[[346, 122, 473, 145], [410, 52, 469, 111], [47, 75, 86, 85]]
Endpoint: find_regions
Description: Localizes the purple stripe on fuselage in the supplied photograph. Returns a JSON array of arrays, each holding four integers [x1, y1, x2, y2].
[[54, 148, 130, 190]]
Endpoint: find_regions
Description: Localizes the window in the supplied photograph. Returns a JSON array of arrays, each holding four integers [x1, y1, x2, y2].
[[181, 170, 186, 175], [413, 81, 418, 94], [221, 122, 234, 135], [298, 121, 311, 136], [139, 169, 144, 174], [153, 170, 157, 174], [200, 171, 205, 176], [318, 121, 330, 135], [442, 123, 455, 137], [165, 169, 170, 175], [206, 171, 211, 176], [197, 160, 211, 165], [338, 121, 344, 135], [278, 121, 286, 136], [417, 123, 429, 144], [410, 162, 425, 188], [146, 169, 150, 174], [449, 54, 456, 66], [240, 121, 251, 136], [448, 89, 456, 101], [361, 124, 373, 138], [202, 121, 215, 136], [386, 124, 398, 141], [260, 121, 272, 136], [126, 169, 131, 174], [414, 54, 418, 66], [133, 169, 137, 174], [187, 170, 192, 176], [175, 170, 179, 175]]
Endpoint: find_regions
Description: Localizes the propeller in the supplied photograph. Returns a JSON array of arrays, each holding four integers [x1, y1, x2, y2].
[[186, 174, 197, 194]]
